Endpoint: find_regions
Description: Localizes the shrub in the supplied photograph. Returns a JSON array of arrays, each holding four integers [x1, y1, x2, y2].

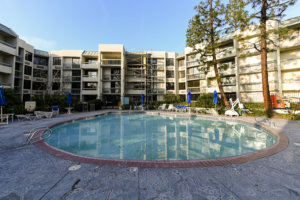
[[163, 94, 183, 104], [196, 93, 224, 108], [87, 99, 102, 110]]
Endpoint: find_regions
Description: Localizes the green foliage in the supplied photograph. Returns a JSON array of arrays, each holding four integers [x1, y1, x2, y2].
[[225, 0, 249, 34], [163, 94, 183, 104], [31, 94, 80, 112], [243, 103, 265, 109], [146, 101, 161, 110], [87, 99, 102, 110], [2, 89, 24, 114], [196, 93, 224, 108]]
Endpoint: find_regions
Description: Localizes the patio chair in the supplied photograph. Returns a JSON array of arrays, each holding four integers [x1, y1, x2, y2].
[[0, 114, 8, 125], [167, 104, 175, 112], [34, 111, 45, 119], [52, 106, 59, 116], [158, 104, 166, 111]]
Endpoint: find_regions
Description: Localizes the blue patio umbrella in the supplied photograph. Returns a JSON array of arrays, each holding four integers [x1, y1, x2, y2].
[[0, 87, 7, 119], [141, 94, 144, 104], [67, 92, 72, 114], [213, 90, 218, 107], [67, 92, 72, 105], [187, 91, 191, 104]]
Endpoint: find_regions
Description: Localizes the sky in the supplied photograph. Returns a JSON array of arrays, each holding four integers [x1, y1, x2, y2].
[[1, 0, 299, 53]]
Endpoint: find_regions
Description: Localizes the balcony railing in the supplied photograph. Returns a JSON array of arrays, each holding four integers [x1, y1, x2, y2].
[[63, 63, 81, 69], [102, 87, 121, 94], [103, 74, 121, 81], [186, 60, 200, 67], [101, 59, 121, 65], [151, 65, 164, 70], [188, 87, 200, 93], [187, 73, 205, 80], [82, 88, 97, 90], [0, 81, 11, 86], [0, 40, 16, 48], [0, 61, 12, 67], [81, 62, 99, 68], [147, 88, 165, 94], [62, 76, 81, 82], [16, 56, 23, 63]]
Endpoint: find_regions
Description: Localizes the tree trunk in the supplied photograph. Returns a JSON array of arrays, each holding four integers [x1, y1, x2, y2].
[[260, 0, 273, 117], [210, 0, 230, 110]]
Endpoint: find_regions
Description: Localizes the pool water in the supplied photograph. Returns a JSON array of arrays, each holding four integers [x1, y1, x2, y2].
[[45, 113, 276, 161]]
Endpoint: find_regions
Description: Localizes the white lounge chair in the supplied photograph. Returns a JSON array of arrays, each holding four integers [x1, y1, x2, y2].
[[158, 104, 166, 111], [167, 104, 175, 112]]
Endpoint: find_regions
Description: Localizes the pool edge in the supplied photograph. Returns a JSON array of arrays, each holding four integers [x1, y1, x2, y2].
[[35, 111, 289, 168]]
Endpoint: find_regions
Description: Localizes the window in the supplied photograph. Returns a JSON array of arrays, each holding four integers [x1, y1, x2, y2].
[[34, 56, 48, 66], [72, 70, 81, 77], [32, 82, 46, 90], [166, 82, 174, 90], [179, 83, 185, 90], [72, 58, 80, 65], [23, 80, 31, 89], [188, 81, 199, 87], [53, 57, 61, 65], [85, 58, 97, 64], [33, 69, 48, 78], [187, 67, 200, 75], [166, 58, 174, 66], [24, 65, 32, 76], [84, 70, 98, 77], [52, 70, 61, 78], [166, 70, 174, 78], [25, 51, 33, 62], [84, 82, 98, 88], [178, 59, 185, 67], [52, 83, 60, 90], [179, 71, 185, 78]]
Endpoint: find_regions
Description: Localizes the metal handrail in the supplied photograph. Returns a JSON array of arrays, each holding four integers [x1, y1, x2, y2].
[[25, 127, 53, 145]]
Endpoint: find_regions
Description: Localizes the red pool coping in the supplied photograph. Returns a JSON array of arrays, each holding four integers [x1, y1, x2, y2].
[[35, 111, 289, 168]]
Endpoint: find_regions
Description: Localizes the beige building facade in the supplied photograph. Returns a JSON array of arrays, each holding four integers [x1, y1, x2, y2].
[[0, 16, 300, 105]]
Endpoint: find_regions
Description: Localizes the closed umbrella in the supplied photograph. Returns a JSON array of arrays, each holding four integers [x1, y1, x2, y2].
[[67, 92, 72, 114], [0, 87, 7, 120], [213, 90, 218, 109], [141, 94, 144, 110], [187, 91, 191, 114]]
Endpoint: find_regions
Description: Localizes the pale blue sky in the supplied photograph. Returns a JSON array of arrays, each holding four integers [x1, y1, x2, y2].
[[0, 0, 299, 53]]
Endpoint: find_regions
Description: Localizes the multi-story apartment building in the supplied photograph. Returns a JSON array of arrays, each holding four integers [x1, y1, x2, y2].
[[1, 16, 300, 105]]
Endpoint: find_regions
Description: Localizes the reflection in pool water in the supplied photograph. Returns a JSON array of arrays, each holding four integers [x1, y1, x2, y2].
[[45, 113, 276, 160]]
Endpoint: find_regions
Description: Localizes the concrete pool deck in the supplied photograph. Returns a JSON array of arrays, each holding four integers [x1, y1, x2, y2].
[[0, 110, 300, 199]]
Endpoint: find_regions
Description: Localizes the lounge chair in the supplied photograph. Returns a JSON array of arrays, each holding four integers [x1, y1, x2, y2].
[[167, 104, 175, 112], [52, 106, 59, 116], [158, 104, 166, 111], [0, 114, 8, 125]]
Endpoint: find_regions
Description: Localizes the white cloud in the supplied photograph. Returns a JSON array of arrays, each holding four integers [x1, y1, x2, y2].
[[21, 36, 56, 51]]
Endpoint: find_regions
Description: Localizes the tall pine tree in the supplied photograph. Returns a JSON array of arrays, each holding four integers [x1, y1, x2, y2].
[[186, 0, 230, 109]]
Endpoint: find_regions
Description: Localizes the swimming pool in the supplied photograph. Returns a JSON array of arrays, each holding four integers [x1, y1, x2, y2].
[[44, 113, 277, 162]]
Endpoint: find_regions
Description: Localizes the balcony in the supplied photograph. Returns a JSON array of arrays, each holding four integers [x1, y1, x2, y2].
[[126, 89, 145, 95], [102, 87, 121, 94], [33, 77, 47, 82], [216, 47, 235, 60], [101, 59, 121, 66], [82, 88, 98, 95], [0, 40, 16, 55], [179, 66, 185, 71], [53, 78, 61, 82], [147, 88, 165, 94], [16, 56, 23, 63], [188, 87, 200, 93], [0, 61, 13, 74], [280, 33, 300, 49], [82, 75, 98, 82], [81, 62, 99, 69], [0, 81, 11, 87], [150, 77, 165, 82], [187, 73, 205, 80], [32, 90, 45, 95], [179, 90, 186, 95], [62, 76, 81, 82], [151, 65, 164, 70], [187, 60, 201, 67], [179, 78, 186, 82], [63, 63, 81, 70], [102, 74, 121, 81]]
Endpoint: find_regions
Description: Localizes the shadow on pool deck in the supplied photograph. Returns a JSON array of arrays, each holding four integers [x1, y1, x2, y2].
[[0, 110, 299, 200]]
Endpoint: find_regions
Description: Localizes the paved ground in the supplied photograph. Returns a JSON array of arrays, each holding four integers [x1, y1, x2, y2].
[[0, 110, 300, 200]]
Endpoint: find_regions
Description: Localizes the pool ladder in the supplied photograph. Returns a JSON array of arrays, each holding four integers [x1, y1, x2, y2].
[[25, 127, 53, 145]]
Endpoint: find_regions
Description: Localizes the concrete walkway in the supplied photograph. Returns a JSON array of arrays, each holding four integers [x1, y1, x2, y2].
[[0, 110, 299, 200]]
